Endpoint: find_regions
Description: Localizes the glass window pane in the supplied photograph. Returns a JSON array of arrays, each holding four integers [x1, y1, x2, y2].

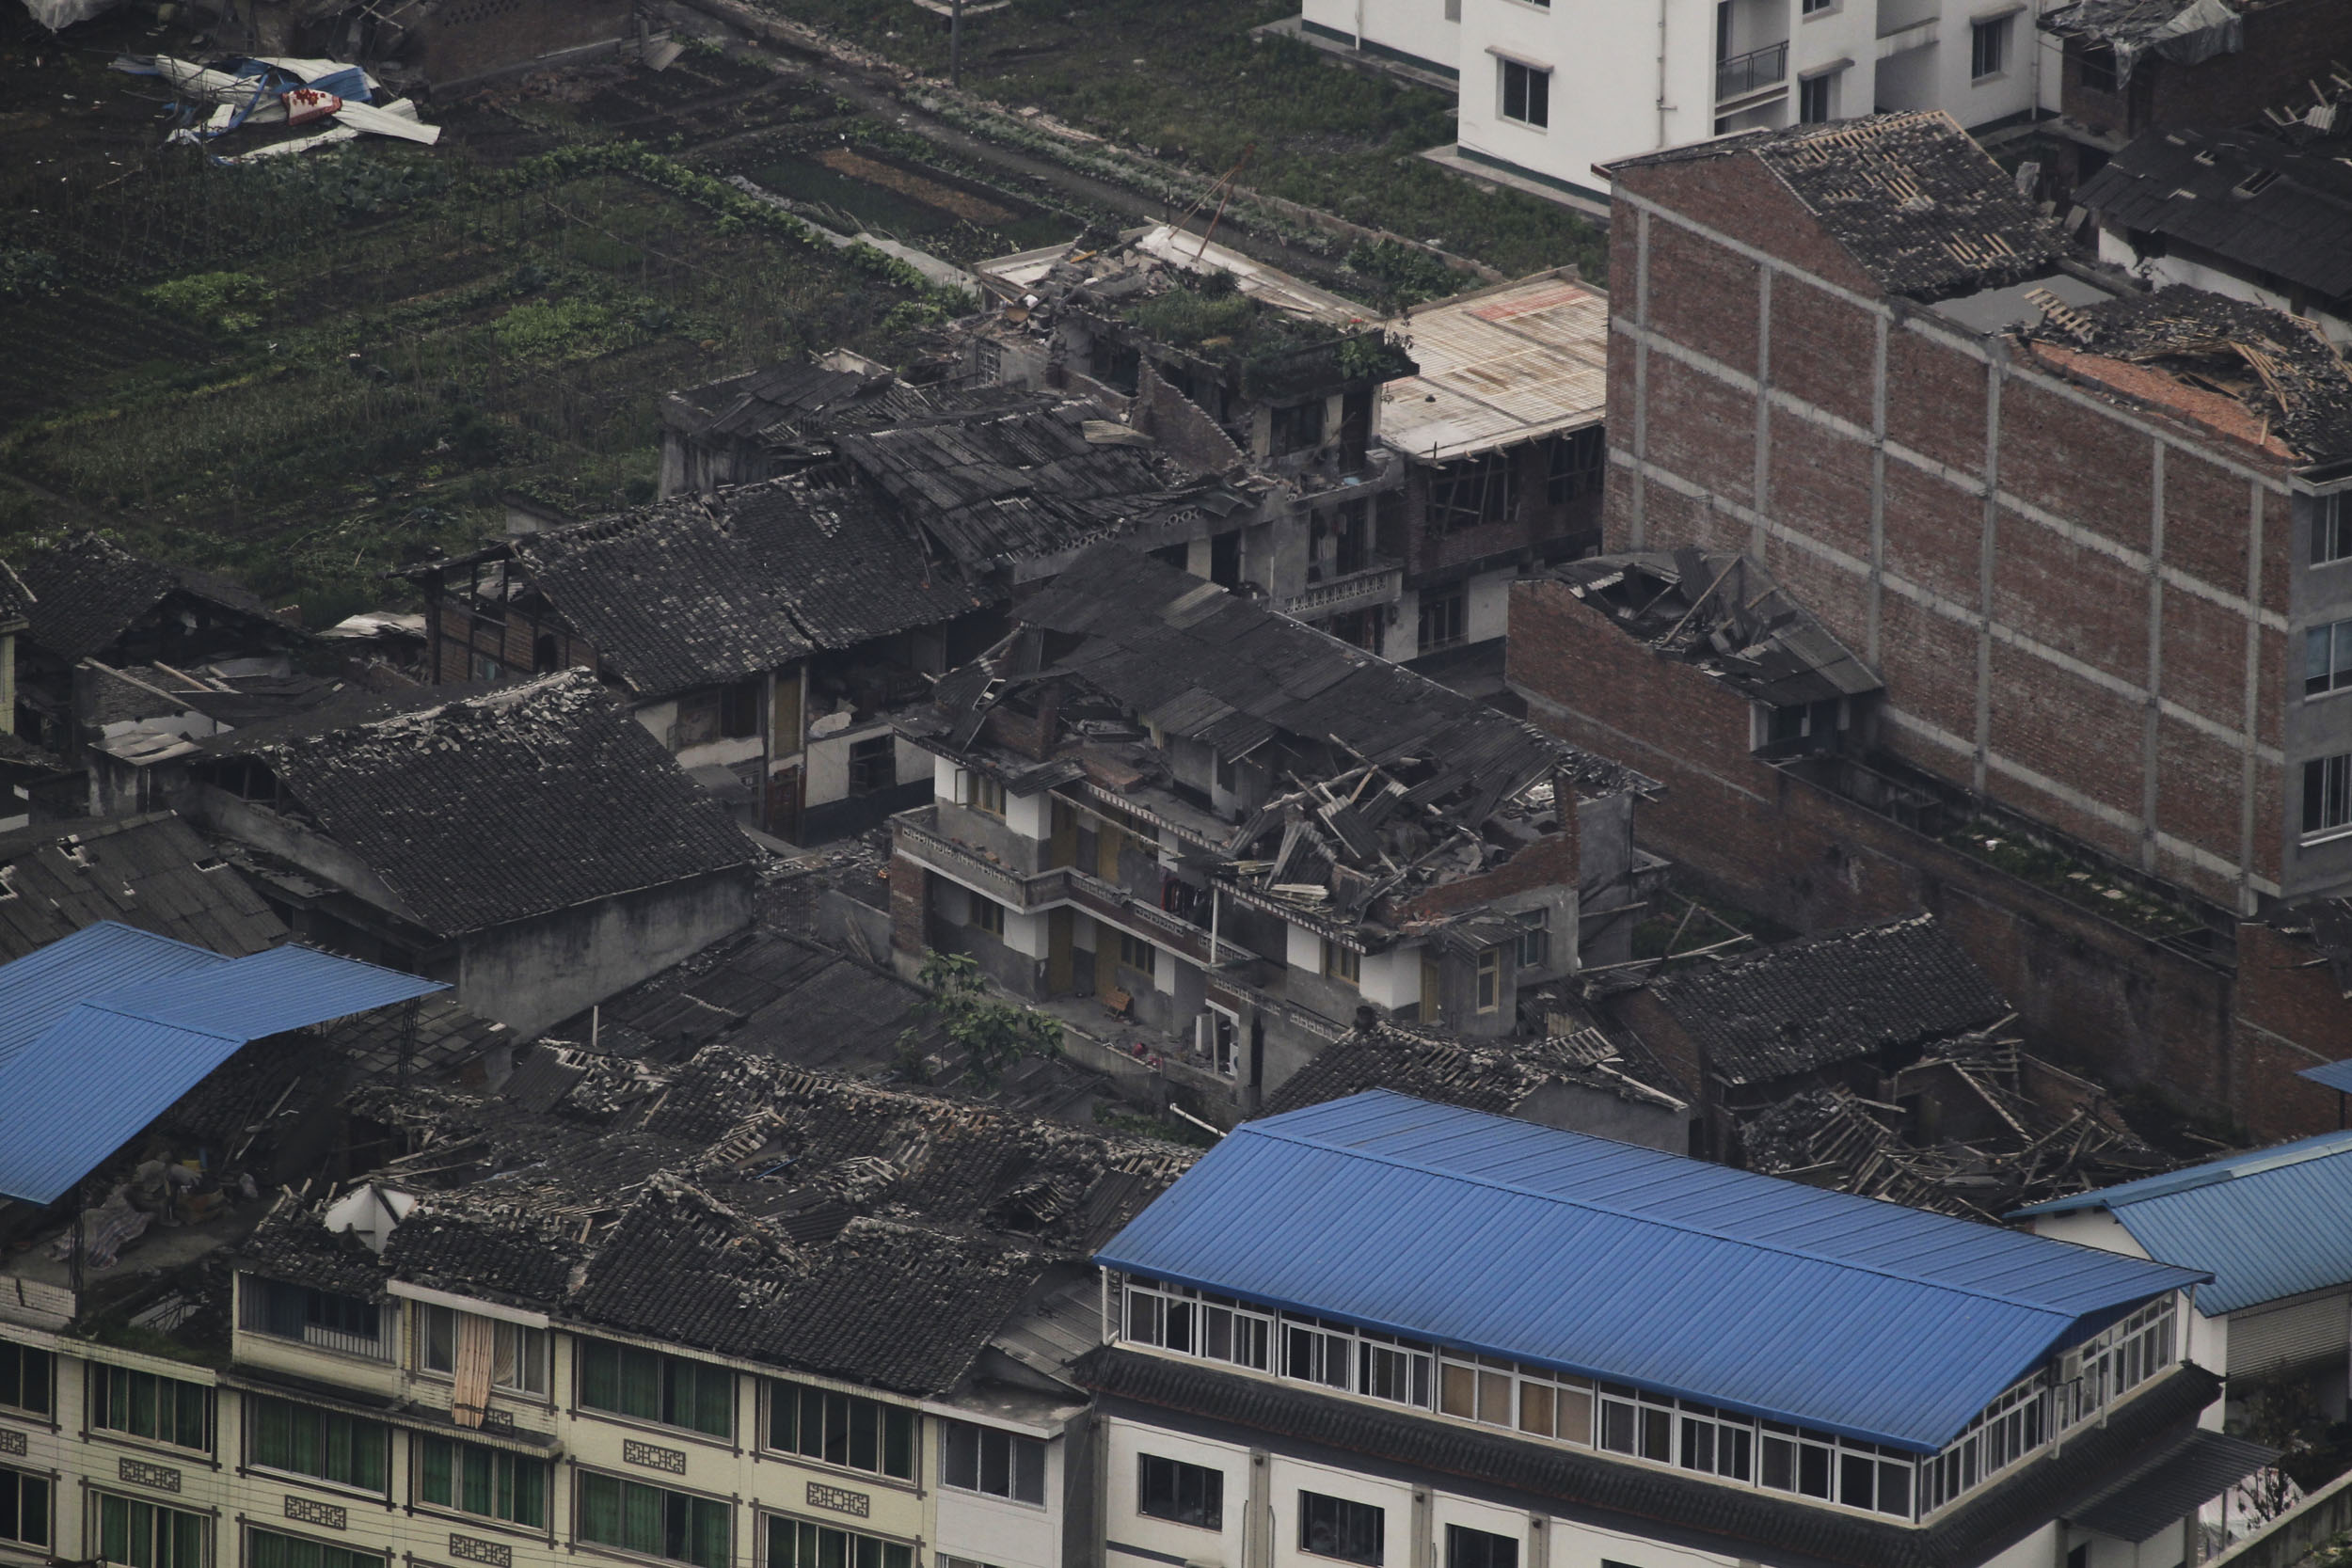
[[1013, 1435, 1045, 1505], [882, 1407, 914, 1481]]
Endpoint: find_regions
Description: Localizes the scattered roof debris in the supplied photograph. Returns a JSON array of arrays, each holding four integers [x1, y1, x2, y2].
[[2039, 0, 2247, 87], [903, 546, 1650, 952], [661, 360, 1034, 480], [2017, 286, 2352, 463], [0, 812, 284, 962], [1261, 1014, 1688, 1119], [1380, 272, 1608, 465], [1740, 1032, 2171, 1220], [1549, 549, 1882, 708], [196, 671, 753, 937], [2077, 127, 2352, 306], [243, 1050, 1193, 1396], [1608, 112, 2064, 302]]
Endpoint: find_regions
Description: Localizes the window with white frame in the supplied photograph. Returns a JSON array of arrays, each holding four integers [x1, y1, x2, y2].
[[1122, 1277, 1275, 1371], [1799, 72, 1833, 123], [242, 1277, 389, 1359], [0, 1466, 49, 1550], [95, 1494, 207, 1568], [1104, 1273, 2120, 1524], [1299, 1492, 1385, 1565], [2307, 618, 2352, 697], [766, 1377, 916, 1481], [418, 1304, 549, 1396], [246, 1528, 384, 1568], [1500, 59, 1549, 128], [0, 1342, 53, 1418], [2314, 494, 2352, 564], [1137, 1454, 1223, 1530], [2057, 1297, 2176, 1430], [942, 1420, 1045, 1505], [91, 1364, 210, 1450], [1970, 15, 2010, 78], [2306, 753, 2352, 839], [1515, 910, 1549, 970], [767, 1515, 909, 1568], [1445, 1525, 1517, 1568]]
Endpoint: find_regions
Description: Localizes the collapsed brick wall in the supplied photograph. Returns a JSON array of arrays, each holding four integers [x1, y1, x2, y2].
[[1508, 576, 2348, 1139], [2061, 0, 2352, 140]]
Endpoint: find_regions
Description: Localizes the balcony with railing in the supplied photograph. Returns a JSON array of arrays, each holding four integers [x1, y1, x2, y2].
[[892, 806, 1263, 975], [1716, 40, 1789, 102], [1280, 559, 1405, 619]]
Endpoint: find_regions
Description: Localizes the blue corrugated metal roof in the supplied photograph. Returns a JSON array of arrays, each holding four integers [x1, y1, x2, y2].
[[2010, 1131, 2352, 1315], [0, 923, 446, 1206], [2298, 1058, 2352, 1095], [1097, 1092, 2206, 1453], [0, 924, 224, 1071]]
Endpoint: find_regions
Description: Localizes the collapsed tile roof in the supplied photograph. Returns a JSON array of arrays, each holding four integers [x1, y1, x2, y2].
[[1609, 112, 2064, 302], [2080, 129, 2352, 306], [2016, 285, 2352, 465], [830, 397, 1216, 574], [580, 927, 1107, 1117], [0, 812, 285, 962], [203, 671, 754, 937], [8, 531, 292, 662], [903, 546, 1647, 943], [1548, 549, 1882, 708], [494, 477, 988, 698], [242, 1050, 1193, 1397], [1259, 1017, 1688, 1120], [659, 360, 1004, 454], [2039, 0, 2247, 83], [0, 558, 29, 628], [1640, 914, 2010, 1087]]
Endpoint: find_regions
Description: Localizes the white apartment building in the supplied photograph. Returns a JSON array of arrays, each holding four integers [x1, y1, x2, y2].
[[1299, 0, 2062, 206]]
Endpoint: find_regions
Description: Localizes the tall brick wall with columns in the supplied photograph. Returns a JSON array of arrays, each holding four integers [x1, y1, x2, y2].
[[1510, 561, 2352, 1139], [1603, 156, 2296, 917]]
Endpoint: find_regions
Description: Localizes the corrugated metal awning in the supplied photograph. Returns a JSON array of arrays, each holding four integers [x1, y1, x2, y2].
[[0, 924, 446, 1205]]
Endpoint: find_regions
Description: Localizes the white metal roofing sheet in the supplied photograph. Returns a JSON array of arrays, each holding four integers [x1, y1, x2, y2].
[[1381, 277, 1609, 462]]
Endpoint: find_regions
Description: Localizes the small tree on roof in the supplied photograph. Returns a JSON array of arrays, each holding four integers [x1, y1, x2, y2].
[[898, 950, 1063, 1089]]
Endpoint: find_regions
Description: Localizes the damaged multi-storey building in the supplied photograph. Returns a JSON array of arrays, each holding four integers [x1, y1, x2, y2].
[[966, 226, 1421, 657], [887, 544, 1655, 1122], [0, 1032, 1193, 1568], [1512, 106, 2352, 1139], [431, 380, 1218, 842]]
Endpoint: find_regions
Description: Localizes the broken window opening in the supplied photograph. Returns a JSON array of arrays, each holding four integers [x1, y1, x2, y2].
[[1429, 453, 1516, 533], [1547, 428, 1607, 504], [719, 679, 762, 740], [848, 736, 898, 798], [1419, 590, 1469, 654], [1272, 399, 1326, 457]]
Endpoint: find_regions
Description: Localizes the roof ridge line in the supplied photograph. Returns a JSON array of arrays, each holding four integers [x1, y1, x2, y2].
[[1243, 1103, 2165, 1317]]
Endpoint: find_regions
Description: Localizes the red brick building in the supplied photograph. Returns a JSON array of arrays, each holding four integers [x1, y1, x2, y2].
[[1596, 109, 2352, 921], [1507, 116, 2352, 1133]]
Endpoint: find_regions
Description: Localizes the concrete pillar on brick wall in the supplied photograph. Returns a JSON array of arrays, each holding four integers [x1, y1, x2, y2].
[[887, 854, 929, 981]]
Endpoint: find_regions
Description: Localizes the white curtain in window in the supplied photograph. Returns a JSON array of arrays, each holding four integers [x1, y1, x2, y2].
[[451, 1313, 496, 1429]]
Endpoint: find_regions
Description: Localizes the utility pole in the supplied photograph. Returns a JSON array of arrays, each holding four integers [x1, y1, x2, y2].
[[949, 0, 963, 85]]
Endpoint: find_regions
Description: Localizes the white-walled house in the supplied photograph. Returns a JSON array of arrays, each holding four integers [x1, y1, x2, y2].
[[1299, 0, 2061, 206], [2013, 1131, 2352, 1427]]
